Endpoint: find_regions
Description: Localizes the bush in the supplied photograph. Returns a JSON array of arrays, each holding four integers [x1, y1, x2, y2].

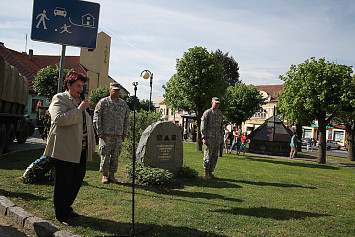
[[22, 156, 53, 184], [178, 165, 199, 179], [120, 111, 162, 161], [126, 163, 175, 186], [88, 85, 110, 107]]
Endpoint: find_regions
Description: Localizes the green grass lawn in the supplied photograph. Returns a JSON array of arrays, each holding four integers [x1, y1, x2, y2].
[[0, 143, 354, 236]]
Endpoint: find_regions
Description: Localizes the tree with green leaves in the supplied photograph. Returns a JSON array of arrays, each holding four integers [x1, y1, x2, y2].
[[33, 64, 72, 103], [222, 84, 265, 125], [89, 86, 154, 112], [332, 111, 355, 161], [163, 46, 227, 151], [277, 57, 354, 164], [88, 85, 110, 107], [212, 49, 241, 86]]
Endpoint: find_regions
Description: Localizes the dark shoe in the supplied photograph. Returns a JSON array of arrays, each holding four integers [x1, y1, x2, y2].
[[70, 211, 80, 217], [108, 173, 120, 184]]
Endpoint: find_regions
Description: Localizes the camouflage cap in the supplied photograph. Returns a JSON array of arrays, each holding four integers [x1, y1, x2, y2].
[[110, 82, 121, 89], [212, 97, 221, 103]]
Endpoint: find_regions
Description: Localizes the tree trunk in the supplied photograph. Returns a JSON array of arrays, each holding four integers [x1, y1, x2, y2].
[[317, 120, 327, 164], [296, 124, 303, 152], [195, 110, 203, 151], [345, 125, 355, 161]]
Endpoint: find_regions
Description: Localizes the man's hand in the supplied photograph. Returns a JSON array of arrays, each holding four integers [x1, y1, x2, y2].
[[202, 138, 207, 145]]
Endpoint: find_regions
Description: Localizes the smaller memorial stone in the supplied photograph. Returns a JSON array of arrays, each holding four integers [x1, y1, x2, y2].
[[136, 121, 183, 175]]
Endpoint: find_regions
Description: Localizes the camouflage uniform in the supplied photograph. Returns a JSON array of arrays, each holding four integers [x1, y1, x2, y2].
[[200, 107, 223, 173], [93, 96, 130, 173]]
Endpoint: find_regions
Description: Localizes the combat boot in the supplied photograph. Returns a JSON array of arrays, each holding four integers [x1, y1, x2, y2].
[[108, 172, 120, 184], [101, 172, 109, 184], [204, 171, 212, 180]]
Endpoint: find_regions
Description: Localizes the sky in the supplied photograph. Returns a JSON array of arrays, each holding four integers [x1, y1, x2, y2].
[[1, 0, 355, 100]]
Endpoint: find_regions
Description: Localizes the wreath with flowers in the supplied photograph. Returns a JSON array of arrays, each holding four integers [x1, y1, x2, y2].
[[22, 155, 53, 184]]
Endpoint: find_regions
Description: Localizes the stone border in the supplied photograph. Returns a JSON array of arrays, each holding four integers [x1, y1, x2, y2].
[[0, 195, 78, 237]]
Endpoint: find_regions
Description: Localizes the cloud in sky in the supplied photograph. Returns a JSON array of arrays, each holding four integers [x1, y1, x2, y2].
[[1, 0, 354, 100]]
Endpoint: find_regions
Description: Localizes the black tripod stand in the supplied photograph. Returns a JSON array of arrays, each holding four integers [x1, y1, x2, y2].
[[96, 82, 152, 237]]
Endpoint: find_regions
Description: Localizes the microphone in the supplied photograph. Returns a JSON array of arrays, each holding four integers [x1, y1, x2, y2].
[[80, 93, 91, 114]]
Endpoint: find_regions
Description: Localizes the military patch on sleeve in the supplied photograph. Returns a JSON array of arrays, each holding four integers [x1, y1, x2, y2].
[[96, 103, 101, 109]]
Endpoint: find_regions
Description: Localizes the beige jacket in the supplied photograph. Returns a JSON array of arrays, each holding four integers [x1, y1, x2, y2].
[[44, 91, 96, 163]]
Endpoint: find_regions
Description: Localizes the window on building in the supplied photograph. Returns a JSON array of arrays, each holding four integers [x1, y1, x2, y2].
[[303, 129, 312, 138], [251, 109, 267, 119], [334, 131, 345, 143]]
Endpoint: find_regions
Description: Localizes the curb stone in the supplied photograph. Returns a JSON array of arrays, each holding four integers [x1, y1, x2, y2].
[[0, 195, 78, 237]]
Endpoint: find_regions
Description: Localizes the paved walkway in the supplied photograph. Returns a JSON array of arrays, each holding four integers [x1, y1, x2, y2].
[[8, 129, 47, 154]]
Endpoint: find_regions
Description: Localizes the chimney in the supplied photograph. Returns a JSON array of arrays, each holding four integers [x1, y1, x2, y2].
[[29, 49, 33, 60]]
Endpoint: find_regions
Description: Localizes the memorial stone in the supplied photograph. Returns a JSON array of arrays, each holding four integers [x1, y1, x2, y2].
[[136, 121, 183, 175]]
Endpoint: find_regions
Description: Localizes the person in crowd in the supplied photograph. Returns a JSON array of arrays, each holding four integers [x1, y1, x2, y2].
[[93, 82, 130, 184], [230, 126, 237, 153], [290, 132, 298, 159], [223, 124, 230, 154], [236, 125, 242, 155], [43, 72, 96, 225], [239, 132, 248, 155], [183, 126, 188, 141], [201, 97, 223, 179]]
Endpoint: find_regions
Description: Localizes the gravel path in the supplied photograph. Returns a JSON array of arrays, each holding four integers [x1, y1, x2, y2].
[[8, 129, 46, 154]]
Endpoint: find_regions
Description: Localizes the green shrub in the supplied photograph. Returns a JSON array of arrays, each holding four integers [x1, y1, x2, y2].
[[178, 165, 199, 179], [126, 163, 175, 186], [22, 156, 53, 184], [120, 111, 162, 161], [88, 86, 110, 107]]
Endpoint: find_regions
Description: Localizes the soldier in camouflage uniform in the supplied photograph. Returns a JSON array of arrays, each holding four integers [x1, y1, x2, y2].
[[200, 97, 223, 180], [93, 82, 130, 184]]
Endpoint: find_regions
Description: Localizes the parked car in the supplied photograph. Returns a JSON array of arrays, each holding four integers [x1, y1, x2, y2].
[[326, 140, 341, 150]]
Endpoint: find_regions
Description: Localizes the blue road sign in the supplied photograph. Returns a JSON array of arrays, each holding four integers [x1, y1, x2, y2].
[[31, 0, 100, 49]]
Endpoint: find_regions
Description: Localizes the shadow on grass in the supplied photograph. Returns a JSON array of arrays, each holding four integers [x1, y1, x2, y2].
[[85, 182, 243, 206], [213, 206, 330, 220], [242, 155, 339, 170], [0, 149, 43, 170], [218, 178, 317, 189], [166, 189, 243, 203], [0, 188, 47, 201], [71, 214, 227, 237]]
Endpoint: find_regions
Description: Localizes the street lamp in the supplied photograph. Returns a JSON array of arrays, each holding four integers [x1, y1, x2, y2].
[[140, 70, 153, 112]]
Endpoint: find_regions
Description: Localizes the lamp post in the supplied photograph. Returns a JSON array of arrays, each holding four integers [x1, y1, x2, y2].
[[140, 70, 153, 111]]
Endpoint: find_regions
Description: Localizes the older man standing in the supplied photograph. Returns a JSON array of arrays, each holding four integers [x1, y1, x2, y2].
[[93, 82, 130, 184], [200, 97, 224, 180]]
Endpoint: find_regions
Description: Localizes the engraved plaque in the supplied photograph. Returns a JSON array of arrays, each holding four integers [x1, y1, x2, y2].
[[156, 143, 175, 162]]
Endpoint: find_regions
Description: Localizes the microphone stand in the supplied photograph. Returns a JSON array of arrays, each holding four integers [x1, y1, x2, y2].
[[96, 82, 152, 237]]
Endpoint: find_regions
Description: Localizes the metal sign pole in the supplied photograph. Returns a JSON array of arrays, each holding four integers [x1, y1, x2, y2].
[[57, 45, 66, 93]]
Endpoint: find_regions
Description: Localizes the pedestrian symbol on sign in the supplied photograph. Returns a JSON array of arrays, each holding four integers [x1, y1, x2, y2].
[[36, 10, 49, 30]]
